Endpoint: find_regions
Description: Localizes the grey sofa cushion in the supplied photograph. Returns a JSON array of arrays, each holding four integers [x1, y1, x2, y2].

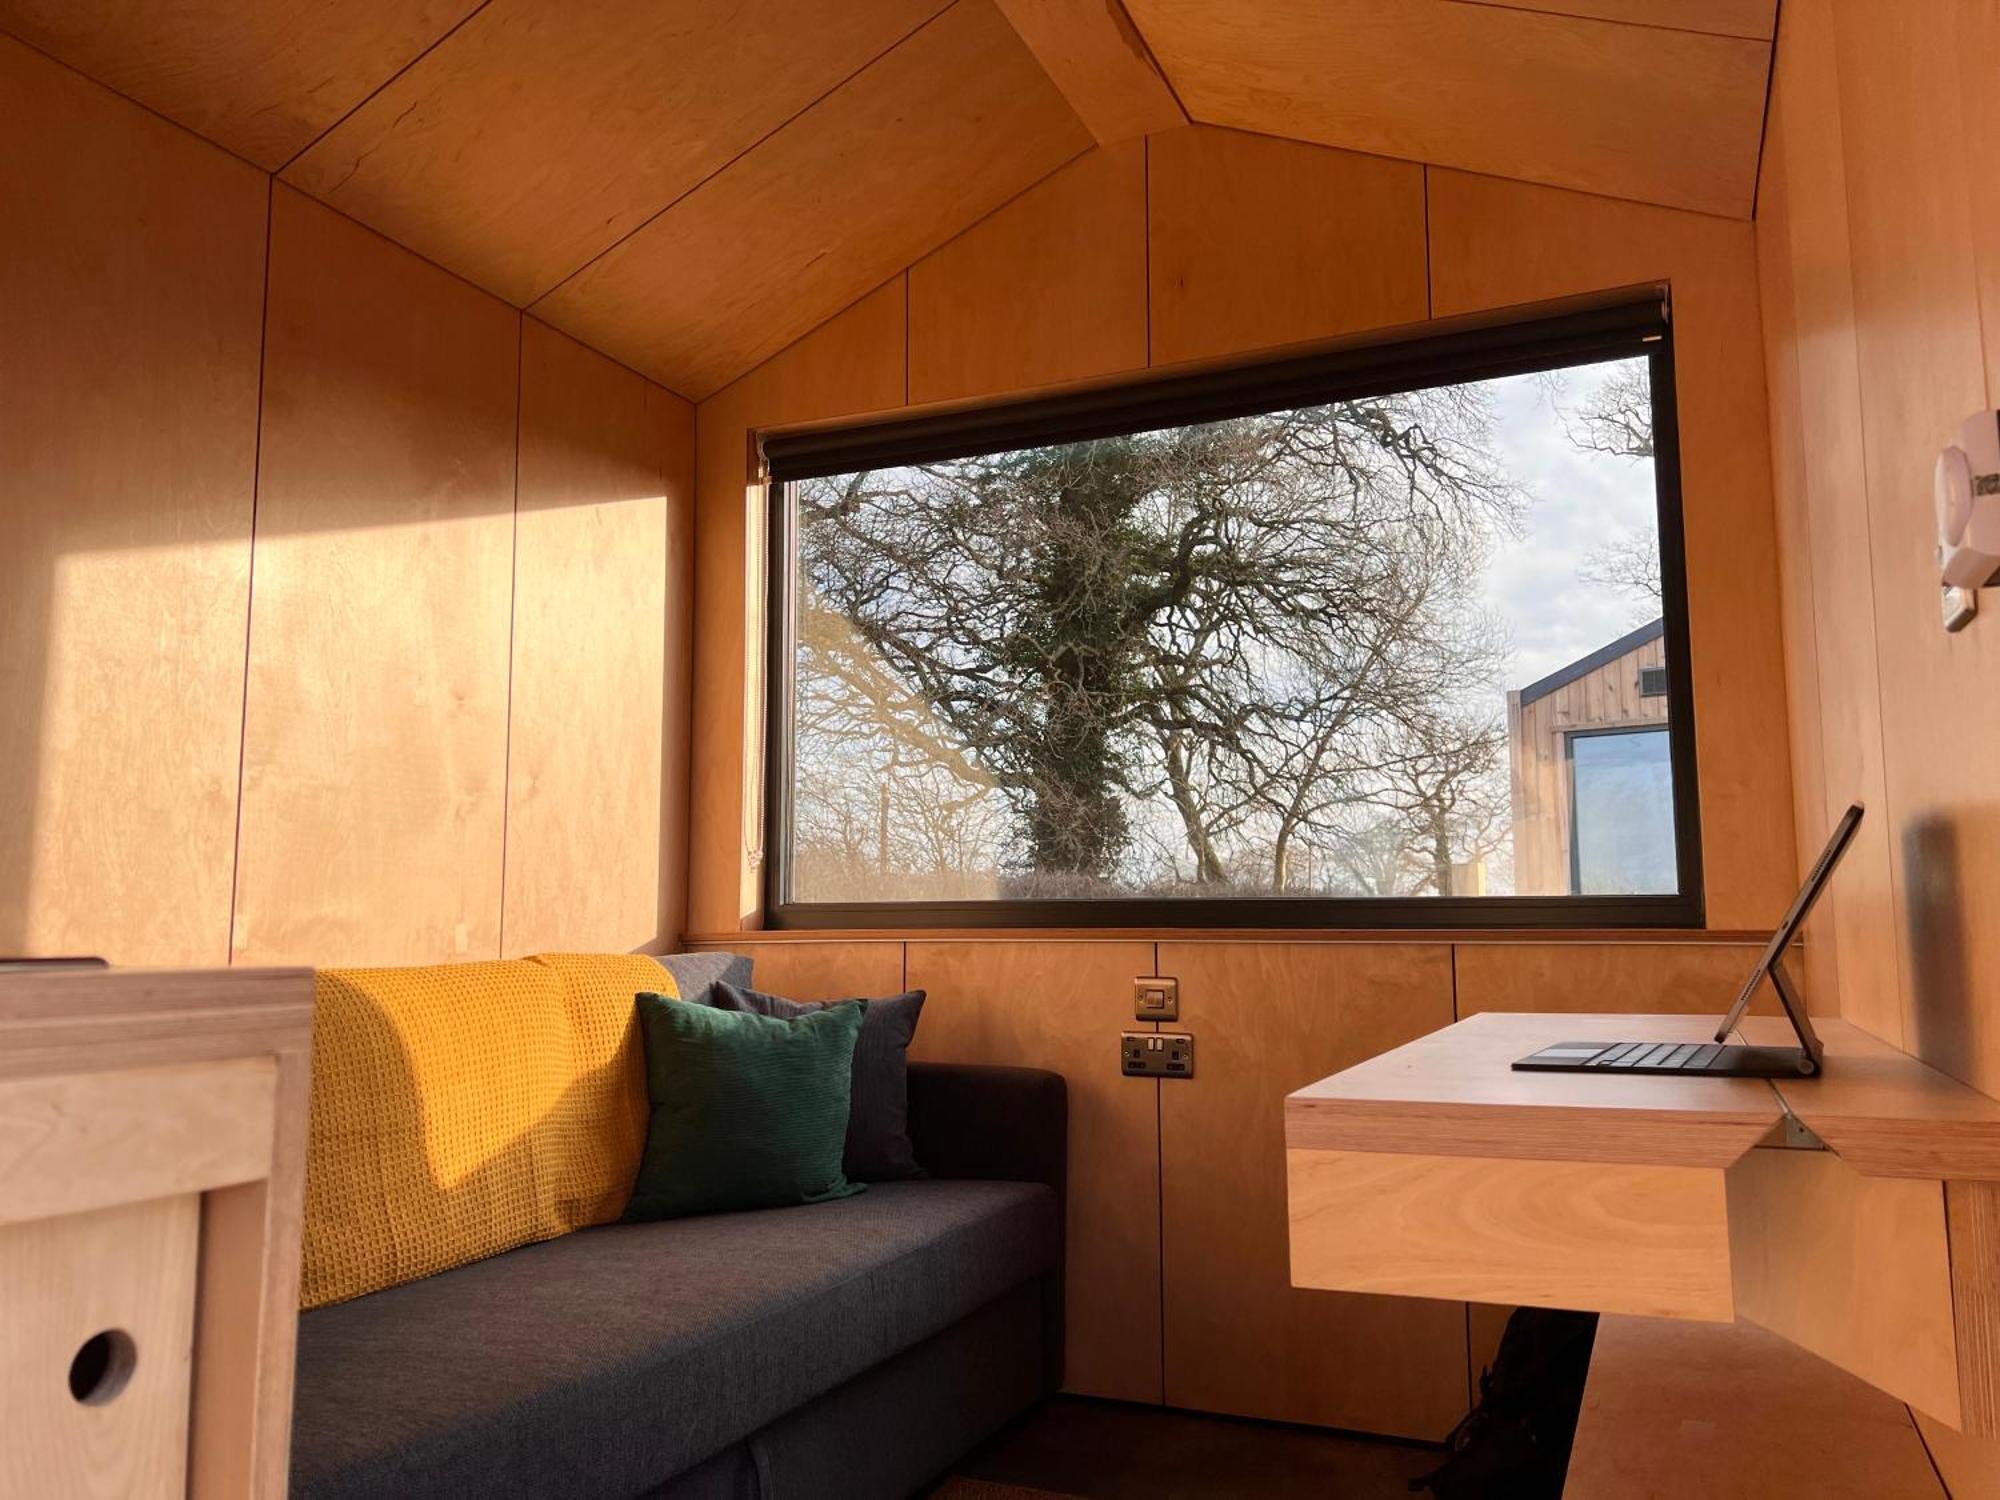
[[290, 1179, 1059, 1500], [655, 951, 752, 1008], [710, 981, 927, 1182]]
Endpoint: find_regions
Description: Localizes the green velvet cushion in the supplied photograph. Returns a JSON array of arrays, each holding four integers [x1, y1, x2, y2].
[[624, 992, 868, 1220]]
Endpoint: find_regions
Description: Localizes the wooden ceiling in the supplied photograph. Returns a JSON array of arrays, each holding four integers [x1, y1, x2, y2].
[[0, 0, 1777, 398]]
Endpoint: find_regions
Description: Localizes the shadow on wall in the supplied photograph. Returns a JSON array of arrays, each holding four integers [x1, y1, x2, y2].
[[1903, 810, 1983, 1084]]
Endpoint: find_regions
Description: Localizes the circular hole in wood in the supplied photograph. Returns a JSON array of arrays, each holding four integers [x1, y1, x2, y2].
[[68, 1329, 137, 1406]]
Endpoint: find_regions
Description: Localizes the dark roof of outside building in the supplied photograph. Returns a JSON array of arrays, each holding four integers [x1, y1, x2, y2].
[[1516, 617, 1665, 708]]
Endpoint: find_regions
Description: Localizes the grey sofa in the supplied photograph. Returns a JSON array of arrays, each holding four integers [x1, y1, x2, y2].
[[288, 1059, 1067, 1500]]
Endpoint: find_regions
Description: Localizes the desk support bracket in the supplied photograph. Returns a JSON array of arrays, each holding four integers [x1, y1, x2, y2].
[[1754, 1112, 1828, 1152]]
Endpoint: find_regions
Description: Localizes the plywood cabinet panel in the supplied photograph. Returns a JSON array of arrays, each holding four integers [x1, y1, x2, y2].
[[1428, 169, 1795, 932], [233, 189, 519, 967], [908, 141, 1147, 404], [0, 37, 266, 966], [1158, 942, 1465, 1439], [503, 320, 682, 956], [905, 939, 1161, 1403], [1147, 127, 1426, 366]]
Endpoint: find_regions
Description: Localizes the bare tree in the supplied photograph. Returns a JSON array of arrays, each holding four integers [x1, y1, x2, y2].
[[792, 386, 1524, 897]]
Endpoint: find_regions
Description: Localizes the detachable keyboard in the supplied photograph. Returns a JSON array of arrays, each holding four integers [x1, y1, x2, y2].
[[1512, 1040, 1820, 1078]]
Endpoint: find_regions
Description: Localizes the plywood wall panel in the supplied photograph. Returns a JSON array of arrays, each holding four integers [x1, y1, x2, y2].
[[1827, 2, 2000, 1094], [1158, 942, 1465, 1439], [284, 0, 948, 305], [908, 140, 1147, 404], [688, 281, 909, 935], [0, 37, 266, 965], [1754, 115, 1840, 1017], [1453, 941, 1778, 1018], [700, 939, 906, 1002], [1147, 127, 1427, 366], [0, 0, 481, 170], [233, 188, 519, 967], [1126, 0, 1769, 217], [1429, 170, 1796, 931], [1755, 0, 1898, 1041], [502, 320, 683, 956], [905, 939, 1162, 1403], [658, 386, 697, 949], [533, 0, 1090, 398], [1456, 0, 1776, 36]]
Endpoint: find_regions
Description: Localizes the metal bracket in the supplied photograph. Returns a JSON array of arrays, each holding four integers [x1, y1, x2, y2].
[[1755, 1112, 1828, 1152]]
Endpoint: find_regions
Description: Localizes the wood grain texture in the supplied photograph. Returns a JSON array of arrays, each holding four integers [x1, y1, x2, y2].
[[0, 1195, 200, 1500], [1454, 0, 1777, 37], [533, 0, 1090, 398], [1157, 942, 1466, 1440], [0, 0, 480, 169], [0, 37, 266, 968], [0, 965, 313, 1500], [1125, 0, 1770, 217], [658, 385, 698, 950], [1452, 940, 1782, 1017], [992, 0, 1184, 143], [1286, 1011, 1781, 1167], [904, 939, 1163, 1403], [1768, 1022, 2000, 1182], [1755, 0, 1901, 1045], [1429, 169, 1795, 931], [0, 1059, 274, 1228], [908, 140, 1147, 403], [233, 188, 519, 967], [1916, 1415, 2000, 1500], [1753, 79, 1842, 1025], [688, 280, 908, 935], [1288, 1147, 1736, 1319], [1950, 1179, 2000, 1437], [697, 939, 907, 1002], [1726, 1146, 1962, 1427], [1565, 1315, 1944, 1500], [1826, 1, 2000, 1099], [1146, 126, 1427, 366], [284, 0, 948, 304], [503, 320, 682, 956]]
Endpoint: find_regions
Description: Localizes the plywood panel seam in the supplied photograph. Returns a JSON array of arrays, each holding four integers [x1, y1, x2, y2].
[[527, 1, 966, 315], [1747, 5, 1781, 219], [0, 20, 274, 177], [1443, 0, 1774, 43], [226, 178, 278, 969], [1142, 134, 1153, 368], [270, 0, 498, 177], [1423, 163, 1435, 319], [495, 312, 525, 959]]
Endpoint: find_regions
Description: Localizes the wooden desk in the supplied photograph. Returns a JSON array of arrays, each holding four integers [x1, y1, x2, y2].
[[1287, 1012, 2000, 1437]]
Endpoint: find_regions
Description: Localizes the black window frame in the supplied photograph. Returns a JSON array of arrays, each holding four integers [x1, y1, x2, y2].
[[761, 288, 1704, 931]]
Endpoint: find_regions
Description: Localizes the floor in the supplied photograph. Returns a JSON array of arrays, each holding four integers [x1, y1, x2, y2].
[[929, 1397, 1444, 1500]]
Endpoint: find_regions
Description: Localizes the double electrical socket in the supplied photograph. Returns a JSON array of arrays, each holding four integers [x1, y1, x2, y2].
[[1122, 1031, 1194, 1078]]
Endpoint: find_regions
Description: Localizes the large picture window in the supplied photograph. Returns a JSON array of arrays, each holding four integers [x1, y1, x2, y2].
[[763, 294, 1701, 928]]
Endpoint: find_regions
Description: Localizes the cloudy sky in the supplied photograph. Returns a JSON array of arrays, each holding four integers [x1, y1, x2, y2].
[[1475, 356, 1661, 692]]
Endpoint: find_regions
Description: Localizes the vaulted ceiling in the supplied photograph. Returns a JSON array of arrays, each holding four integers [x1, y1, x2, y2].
[[0, 0, 1775, 399]]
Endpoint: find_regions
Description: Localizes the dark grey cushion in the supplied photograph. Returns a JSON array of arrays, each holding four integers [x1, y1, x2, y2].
[[290, 1179, 1059, 1500], [710, 981, 927, 1181], [654, 951, 752, 1008]]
